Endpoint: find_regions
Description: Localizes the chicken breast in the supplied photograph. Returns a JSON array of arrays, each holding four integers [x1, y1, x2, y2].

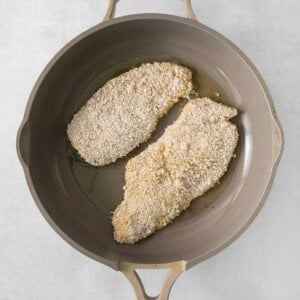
[[67, 62, 192, 166], [113, 98, 239, 244]]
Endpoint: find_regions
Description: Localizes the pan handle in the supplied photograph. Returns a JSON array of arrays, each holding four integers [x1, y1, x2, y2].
[[272, 116, 284, 166], [103, 0, 197, 21], [17, 121, 30, 166], [119, 261, 186, 300]]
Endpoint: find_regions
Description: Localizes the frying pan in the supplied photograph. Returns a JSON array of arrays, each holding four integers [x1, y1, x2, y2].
[[17, 0, 284, 299]]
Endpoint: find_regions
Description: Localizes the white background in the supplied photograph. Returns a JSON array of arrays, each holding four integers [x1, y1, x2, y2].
[[1, 0, 299, 299]]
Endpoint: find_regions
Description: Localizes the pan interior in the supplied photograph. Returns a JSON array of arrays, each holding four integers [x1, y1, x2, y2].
[[27, 17, 276, 267]]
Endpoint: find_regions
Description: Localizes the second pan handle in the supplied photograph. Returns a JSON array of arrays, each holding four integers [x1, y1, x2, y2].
[[103, 0, 198, 21], [119, 261, 186, 300]]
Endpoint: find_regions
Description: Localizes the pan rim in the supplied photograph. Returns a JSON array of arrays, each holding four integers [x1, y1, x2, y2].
[[16, 13, 284, 270]]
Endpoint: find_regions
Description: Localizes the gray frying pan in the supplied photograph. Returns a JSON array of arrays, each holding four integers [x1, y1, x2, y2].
[[17, 1, 284, 299]]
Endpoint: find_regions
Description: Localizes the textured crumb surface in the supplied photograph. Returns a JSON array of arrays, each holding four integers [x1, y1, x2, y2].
[[113, 98, 239, 244], [67, 62, 193, 166]]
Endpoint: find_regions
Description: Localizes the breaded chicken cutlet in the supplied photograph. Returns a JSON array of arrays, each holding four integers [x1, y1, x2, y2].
[[67, 62, 192, 166], [113, 98, 239, 244]]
